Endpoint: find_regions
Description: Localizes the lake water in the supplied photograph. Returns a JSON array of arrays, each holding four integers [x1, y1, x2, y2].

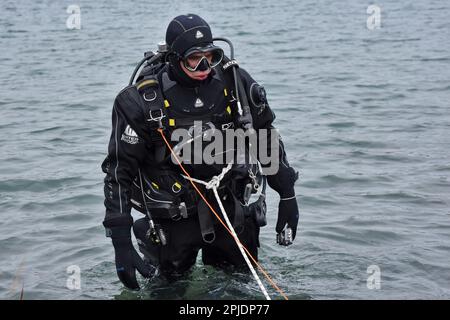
[[0, 0, 449, 299]]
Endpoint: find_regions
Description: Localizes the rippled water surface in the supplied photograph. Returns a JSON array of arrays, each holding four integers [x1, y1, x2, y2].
[[1, 0, 449, 299]]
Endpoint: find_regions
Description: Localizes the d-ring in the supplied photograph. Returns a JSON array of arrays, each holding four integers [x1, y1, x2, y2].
[[172, 182, 182, 193], [143, 90, 157, 102]]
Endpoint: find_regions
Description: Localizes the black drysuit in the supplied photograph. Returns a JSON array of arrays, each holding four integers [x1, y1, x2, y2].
[[102, 64, 298, 278]]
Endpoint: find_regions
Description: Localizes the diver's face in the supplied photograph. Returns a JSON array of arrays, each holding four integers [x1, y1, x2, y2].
[[180, 52, 213, 81]]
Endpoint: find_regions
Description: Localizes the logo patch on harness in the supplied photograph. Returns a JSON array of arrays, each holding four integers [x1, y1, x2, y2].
[[194, 98, 204, 108], [121, 125, 139, 144]]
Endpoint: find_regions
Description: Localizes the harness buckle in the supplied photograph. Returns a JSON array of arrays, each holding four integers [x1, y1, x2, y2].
[[169, 202, 188, 221], [179, 202, 188, 219], [147, 109, 165, 129]]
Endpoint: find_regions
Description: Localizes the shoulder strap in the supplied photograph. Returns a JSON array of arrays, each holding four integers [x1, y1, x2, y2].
[[133, 76, 171, 163], [135, 76, 168, 137]]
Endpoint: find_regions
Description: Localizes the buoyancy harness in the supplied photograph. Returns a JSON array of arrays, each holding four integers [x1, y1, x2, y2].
[[119, 39, 267, 244]]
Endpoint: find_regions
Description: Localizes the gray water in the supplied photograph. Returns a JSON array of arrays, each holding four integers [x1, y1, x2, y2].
[[1, 0, 449, 300]]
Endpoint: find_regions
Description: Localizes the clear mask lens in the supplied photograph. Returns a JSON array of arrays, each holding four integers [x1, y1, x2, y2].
[[183, 48, 224, 72]]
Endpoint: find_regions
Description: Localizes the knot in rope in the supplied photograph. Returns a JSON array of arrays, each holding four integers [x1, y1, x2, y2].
[[205, 162, 233, 190]]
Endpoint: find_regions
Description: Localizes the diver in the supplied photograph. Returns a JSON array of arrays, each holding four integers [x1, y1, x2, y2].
[[101, 14, 300, 290]]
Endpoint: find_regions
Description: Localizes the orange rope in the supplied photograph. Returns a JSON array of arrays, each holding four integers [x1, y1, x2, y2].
[[157, 128, 289, 300]]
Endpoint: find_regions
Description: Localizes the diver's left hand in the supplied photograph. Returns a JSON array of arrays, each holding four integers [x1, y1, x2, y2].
[[276, 196, 299, 246]]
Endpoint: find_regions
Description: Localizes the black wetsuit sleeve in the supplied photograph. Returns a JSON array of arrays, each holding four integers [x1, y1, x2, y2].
[[238, 68, 298, 197], [101, 96, 147, 228]]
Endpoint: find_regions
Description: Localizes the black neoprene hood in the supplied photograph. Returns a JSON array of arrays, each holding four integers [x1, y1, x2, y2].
[[165, 14, 214, 56]]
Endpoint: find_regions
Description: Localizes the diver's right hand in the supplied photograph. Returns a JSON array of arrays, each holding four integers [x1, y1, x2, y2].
[[111, 230, 152, 290]]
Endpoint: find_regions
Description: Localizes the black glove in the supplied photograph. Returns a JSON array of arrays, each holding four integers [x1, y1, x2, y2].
[[276, 196, 299, 246], [110, 226, 152, 290], [267, 166, 300, 246]]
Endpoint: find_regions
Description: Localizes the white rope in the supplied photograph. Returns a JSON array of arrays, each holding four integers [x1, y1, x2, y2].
[[182, 163, 271, 300]]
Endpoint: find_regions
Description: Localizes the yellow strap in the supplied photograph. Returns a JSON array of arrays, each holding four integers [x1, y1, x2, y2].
[[151, 182, 159, 189], [137, 79, 157, 90], [169, 119, 175, 126], [164, 100, 170, 108], [224, 88, 228, 96], [226, 106, 232, 114]]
